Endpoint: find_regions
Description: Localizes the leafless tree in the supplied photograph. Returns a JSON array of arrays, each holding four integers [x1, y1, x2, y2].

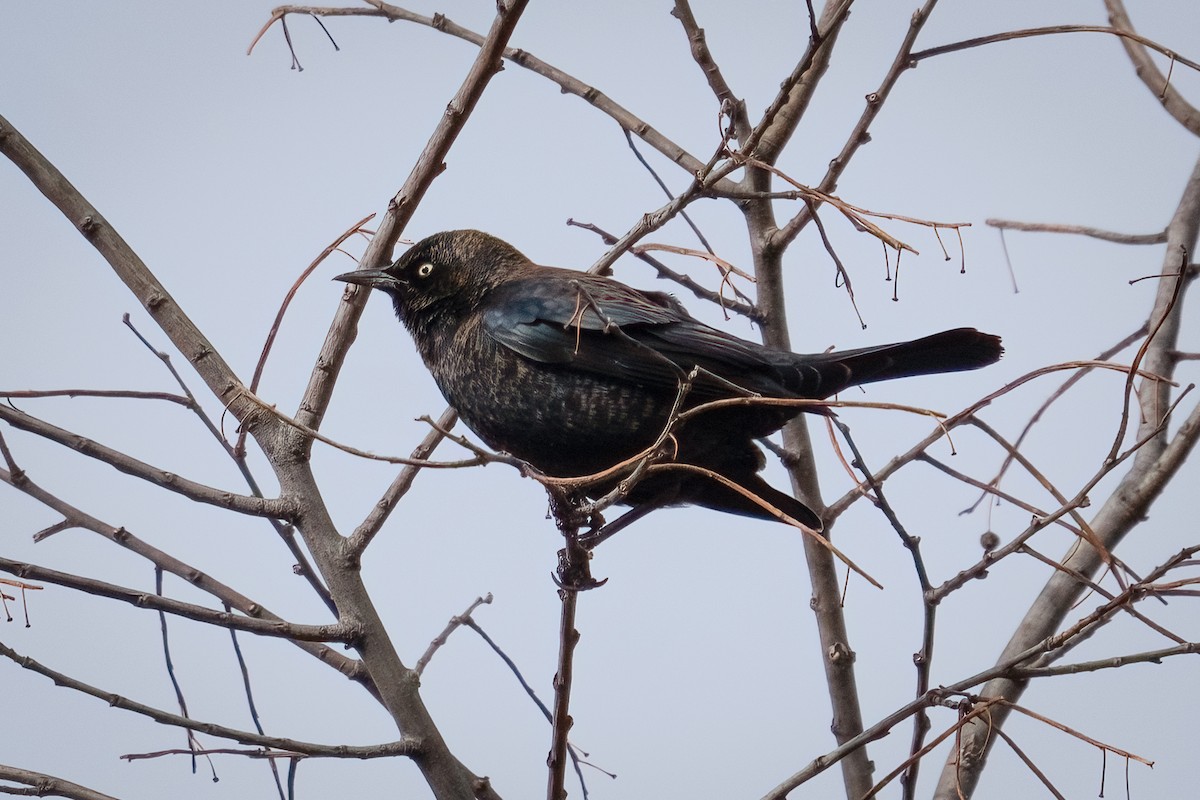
[[2, 2, 1198, 799]]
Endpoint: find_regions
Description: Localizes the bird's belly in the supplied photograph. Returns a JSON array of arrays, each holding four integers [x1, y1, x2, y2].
[[431, 346, 671, 479]]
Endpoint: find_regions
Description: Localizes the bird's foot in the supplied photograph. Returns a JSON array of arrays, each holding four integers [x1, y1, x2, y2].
[[553, 539, 607, 591]]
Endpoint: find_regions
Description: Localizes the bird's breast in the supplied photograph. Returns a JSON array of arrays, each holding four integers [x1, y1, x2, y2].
[[425, 322, 674, 478]]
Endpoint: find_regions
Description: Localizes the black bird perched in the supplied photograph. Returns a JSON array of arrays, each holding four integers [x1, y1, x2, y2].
[[336, 230, 1001, 538]]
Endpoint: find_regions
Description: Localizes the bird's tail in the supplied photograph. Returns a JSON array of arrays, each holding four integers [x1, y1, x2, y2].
[[693, 472, 825, 531], [783, 328, 1003, 399]]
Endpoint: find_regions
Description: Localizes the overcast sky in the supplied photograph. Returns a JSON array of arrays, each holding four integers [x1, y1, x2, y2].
[[3, 2, 1198, 799]]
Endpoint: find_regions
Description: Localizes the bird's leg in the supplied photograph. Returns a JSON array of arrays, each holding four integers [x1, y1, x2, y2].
[[544, 485, 607, 590], [578, 501, 663, 549]]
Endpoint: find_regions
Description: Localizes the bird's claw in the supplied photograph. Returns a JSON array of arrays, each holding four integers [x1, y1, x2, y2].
[[554, 543, 606, 591]]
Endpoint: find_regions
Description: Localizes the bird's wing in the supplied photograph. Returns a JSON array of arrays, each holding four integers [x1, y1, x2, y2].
[[482, 274, 790, 397]]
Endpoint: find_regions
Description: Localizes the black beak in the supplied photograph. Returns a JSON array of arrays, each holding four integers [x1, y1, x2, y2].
[[333, 269, 406, 291]]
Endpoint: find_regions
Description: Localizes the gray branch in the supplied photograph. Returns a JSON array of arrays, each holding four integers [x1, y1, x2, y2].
[[0, 640, 417, 758], [0, 557, 354, 643], [0, 405, 291, 520], [931, 151, 1200, 800]]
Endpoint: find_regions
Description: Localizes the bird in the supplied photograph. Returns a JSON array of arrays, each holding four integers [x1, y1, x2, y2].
[[335, 230, 1002, 541]]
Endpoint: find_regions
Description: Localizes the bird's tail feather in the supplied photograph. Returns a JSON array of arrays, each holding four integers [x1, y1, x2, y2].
[[693, 473, 824, 531], [786, 328, 1003, 399]]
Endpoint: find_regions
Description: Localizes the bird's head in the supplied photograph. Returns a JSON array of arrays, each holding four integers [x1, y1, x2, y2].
[[334, 229, 527, 324]]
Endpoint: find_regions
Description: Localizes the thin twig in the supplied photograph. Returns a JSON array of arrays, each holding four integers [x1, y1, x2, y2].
[[773, 0, 939, 250], [622, 129, 715, 256], [415, 593, 494, 676], [960, 325, 1149, 515], [347, 407, 461, 556], [911, 25, 1200, 72], [0, 640, 401, 757], [239, 392, 493, 468], [833, 420, 935, 799], [123, 314, 337, 615], [156, 567, 215, 779], [0, 465, 370, 689], [991, 727, 1067, 800], [0, 388, 192, 405], [0, 556, 353, 642], [566, 218, 760, 320], [986, 218, 1168, 245], [240, 211, 376, 458], [461, 617, 601, 797], [225, 604, 286, 800], [1010, 642, 1200, 678], [252, 3, 731, 196]]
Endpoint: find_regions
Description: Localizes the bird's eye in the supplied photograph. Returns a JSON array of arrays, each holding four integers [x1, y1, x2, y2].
[[416, 262, 435, 279]]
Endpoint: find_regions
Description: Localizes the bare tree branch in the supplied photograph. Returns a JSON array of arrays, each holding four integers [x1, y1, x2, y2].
[[566, 218, 761, 320], [768, 540, 1196, 796], [0, 639, 416, 758], [831, 420, 935, 799], [773, 0, 939, 250], [0, 405, 291, 519], [6, 6, 1198, 799], [671, 0, 751, 142], [740, 0, 854, 163], [0, 113, 268, 441], [123, 309, 338, 618], [0, 765, 122, 800], [911, 24, 1200, 74], [932, 151, 1200, 800], [256, 3, 734, 197], [741, 4, 910, 794], [0, 557, 354, 643], [1010, 642, 1200, 678], [346, 406, 461, 556], [0, 463, 369, 688], [1106, 0, 1200, 137], [987, 218, 1169, 245], [0, 389, 192, 405]]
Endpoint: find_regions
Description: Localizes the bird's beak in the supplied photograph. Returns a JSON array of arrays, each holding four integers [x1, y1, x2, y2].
[[333, 269, 406, 291]]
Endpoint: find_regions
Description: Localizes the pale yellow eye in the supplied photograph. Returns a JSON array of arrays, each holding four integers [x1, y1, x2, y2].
[[416, 262, 435, 278]]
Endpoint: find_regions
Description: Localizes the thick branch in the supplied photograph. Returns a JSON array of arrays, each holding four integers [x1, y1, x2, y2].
[[737, 7, 889, 797], [1106, 0, 1200, 137], [932, 152, 1200, 799], [278, 4, 532, 799], [296, 3, 524, 442], [0, 765, 120, 800]]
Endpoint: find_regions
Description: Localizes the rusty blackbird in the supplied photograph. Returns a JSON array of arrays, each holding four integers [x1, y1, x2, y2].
[[336, 230, 1002, 537]]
